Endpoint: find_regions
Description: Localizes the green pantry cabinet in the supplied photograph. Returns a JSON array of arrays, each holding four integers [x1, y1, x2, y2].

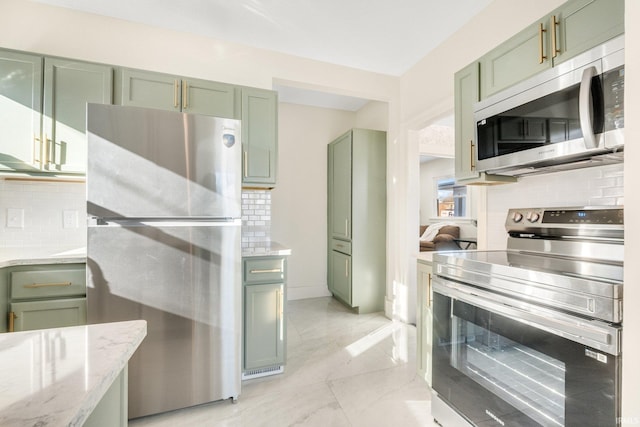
[[454, 0, 624, 184], [1, 264, 87, 333], [327, 129, 386, 314], [118, 68, 278, 187], [0, 51, 112, 174], [242, 256, 287, 379]]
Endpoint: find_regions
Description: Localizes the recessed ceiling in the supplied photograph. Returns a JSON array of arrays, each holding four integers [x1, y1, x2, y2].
[[32, 0, 491, 110]]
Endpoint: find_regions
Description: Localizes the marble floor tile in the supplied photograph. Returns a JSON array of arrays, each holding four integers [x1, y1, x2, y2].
[[130, 297, 433, 427]]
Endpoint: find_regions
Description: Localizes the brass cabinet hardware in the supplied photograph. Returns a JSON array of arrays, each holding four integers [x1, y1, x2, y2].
[[24, 281, 72, 288], [173, 80, 179, 108], [182, 81, 188, 110], [539, 23, 547, 64], [470, 140, 475, 170], [249, 269, 282, 274], [8, 312, 16, 333], [243, 150, 248, 177], [43, 134, 51, 167], [551, 15, 560, 58], [33, 135, 42, 165]]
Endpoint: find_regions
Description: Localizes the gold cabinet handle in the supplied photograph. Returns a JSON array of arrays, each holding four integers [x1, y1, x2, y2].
[[470, 140, 475, 170], [539, 22, 547, 64], [249, 269, 282, 274], [174, 79, 179, 108], [243, 150, 248, 178], [43, 134, 51, 168], [182, 80, 188, 110], [23, 281, 72, 288], [8, 312, 16, 333], [551, 15, 560, 58]]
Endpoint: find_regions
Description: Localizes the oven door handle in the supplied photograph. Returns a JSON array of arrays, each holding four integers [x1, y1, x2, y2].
[[433, 278, 621, 356]]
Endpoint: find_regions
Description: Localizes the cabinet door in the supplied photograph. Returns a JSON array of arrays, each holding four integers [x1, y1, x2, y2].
[[10, 297, 87, 332], [553, 0, 624, 66], [480, 19, 552, 99], [0, 50, 43, 172], [183, 78, 237, 118], [241, 88, 277, 186], [43, 58, 113, 173], [330, 251, 351, 306], [244, 283, 284, 370], [416, 262, 433, 386], [454, 63, 480, 181], [329, 132, 352, 240], [120, 68, 180, 112]]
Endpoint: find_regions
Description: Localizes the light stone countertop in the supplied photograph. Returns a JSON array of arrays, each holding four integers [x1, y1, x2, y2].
[[242, 241, 292, 257], [0, 246, 87, 268], [0, 320, 146, 427], [416, 251, 435, 264]]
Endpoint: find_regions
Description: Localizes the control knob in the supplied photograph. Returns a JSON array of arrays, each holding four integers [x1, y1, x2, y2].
[[527, 212, 541, 223], [512, 212, 524, 223]]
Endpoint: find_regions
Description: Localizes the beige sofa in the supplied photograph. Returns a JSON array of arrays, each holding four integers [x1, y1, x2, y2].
[[419, 224, 460, 252]]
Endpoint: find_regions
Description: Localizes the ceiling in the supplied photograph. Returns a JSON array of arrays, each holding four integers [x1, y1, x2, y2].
[[33, 0, 492, 110]]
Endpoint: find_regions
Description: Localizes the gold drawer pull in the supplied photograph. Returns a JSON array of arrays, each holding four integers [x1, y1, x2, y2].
[[8, 312, 16, 333], [23, 281, 72, 288], [250, 268, 282, 274]]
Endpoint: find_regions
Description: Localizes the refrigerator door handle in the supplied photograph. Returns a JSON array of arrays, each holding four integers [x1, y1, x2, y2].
[[88, 218, 242, 228]]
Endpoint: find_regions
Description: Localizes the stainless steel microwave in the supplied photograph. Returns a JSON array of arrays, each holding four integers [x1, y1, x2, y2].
[[474, 36, 624, 176]]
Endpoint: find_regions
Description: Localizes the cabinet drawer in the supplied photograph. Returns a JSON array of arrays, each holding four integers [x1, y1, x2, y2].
[[10, 268, 86, 300], [244, 258, 286, 284], [9, 298, 87, 332], [331, 239, 351, 255]]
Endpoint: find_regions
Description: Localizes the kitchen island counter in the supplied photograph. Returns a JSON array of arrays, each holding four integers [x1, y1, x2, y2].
[[0, 320, 146, 426]]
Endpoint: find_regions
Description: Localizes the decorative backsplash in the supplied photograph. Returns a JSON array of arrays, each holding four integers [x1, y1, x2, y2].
[[241, 189, 272, 246]]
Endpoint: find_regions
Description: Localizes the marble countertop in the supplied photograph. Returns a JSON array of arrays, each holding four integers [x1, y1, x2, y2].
[[0, 320, 146, 427], [416, 252, 435, 264], [242, 241, 292, 257], [0, 246, 87, 268]]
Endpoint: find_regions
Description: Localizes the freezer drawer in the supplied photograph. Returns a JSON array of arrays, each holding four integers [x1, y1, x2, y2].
[[87, 221, 241, 418]]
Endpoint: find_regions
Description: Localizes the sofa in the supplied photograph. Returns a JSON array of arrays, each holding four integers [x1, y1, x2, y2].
[[419, 224, 460, 252]]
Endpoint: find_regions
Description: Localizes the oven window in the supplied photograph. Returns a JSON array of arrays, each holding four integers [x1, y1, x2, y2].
[[451, 317, 566, 426]]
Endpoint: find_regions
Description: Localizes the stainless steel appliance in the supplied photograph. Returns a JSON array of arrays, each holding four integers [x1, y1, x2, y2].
[[474, 36, 624, 176], [86, 104, 242, 419], [431, 207, 623, 427]]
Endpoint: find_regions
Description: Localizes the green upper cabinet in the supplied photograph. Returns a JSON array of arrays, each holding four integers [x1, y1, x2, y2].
[[480, 0, 624, 99], [0, 51, 43, 172], [0, 49, 112, 174], [241, 87, 277, 187], [119, 68, 237, 118], [454, 62, 516, 185], [328, 132, 352, 240], [480, 20, 552, 99], [553, 0, 624, 66], [43, 58, 112, 173]]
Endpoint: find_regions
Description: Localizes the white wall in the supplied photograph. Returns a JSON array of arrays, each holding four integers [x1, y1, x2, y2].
[[271, 103, 356, 300], [419, 158, 455, 223]]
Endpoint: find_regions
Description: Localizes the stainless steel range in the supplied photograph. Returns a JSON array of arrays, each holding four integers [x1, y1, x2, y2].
[[431, 207, 623, 427]]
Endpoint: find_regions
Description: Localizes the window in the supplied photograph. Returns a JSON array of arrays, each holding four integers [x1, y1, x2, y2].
[[436, 177, 467, 217]]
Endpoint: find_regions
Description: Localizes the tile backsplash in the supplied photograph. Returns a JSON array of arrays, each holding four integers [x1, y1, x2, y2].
[[0, 179, 87, 249], [241, 189, 272, 246]]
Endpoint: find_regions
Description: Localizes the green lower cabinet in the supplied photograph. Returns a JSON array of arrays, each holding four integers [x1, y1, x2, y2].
[[10, 298, 87, 332], [84, 366, 128, 427], [242, 256, 287, 379], [329, 250, 351, 306]]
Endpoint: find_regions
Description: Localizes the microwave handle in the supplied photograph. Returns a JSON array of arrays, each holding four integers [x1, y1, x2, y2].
[[579, 66, 598, 149]]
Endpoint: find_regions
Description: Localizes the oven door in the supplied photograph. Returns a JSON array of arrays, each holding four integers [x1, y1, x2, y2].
[[432, 277, 621, 427]]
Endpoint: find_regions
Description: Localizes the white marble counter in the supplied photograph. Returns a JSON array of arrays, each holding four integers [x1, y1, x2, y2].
[[0, 246, 86, 268], [0, 320, 146, 427], [242, 241, 292, 257]]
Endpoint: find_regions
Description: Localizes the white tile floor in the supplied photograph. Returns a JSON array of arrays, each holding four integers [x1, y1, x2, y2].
[[129, 297, 436, 427]]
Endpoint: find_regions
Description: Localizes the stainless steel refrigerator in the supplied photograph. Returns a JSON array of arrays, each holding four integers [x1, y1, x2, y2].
[[86, 104, 242, 419]]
